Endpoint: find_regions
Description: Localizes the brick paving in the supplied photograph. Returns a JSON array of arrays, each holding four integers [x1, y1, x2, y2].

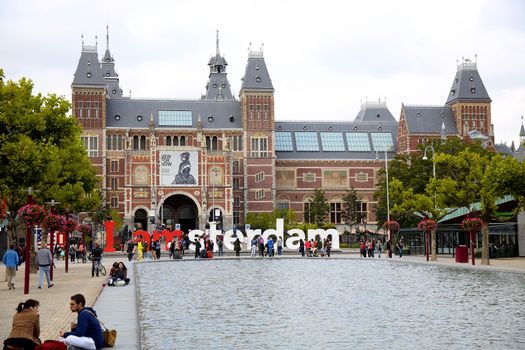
[[1, 251, 524, 348]]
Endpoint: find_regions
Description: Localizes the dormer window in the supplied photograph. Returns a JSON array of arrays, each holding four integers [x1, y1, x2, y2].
[[106, 58, 110, 62], [86, 72, 92, 78], [87, 60, 91, 66], [450, 90, 455, 96], [137, 115, 143, 121], [222, 83, 226, 88], [256, 65, 260, 70], [256, 76, 261, 82], [377, 114, 380, 118], [417, 112, 421, 117], [469, 76, 474, 81], [208, 115, 213, 122], [213, 83, 217, 88], [115, 115, 120, 121], [105, 72, 110, 77], [354, 126, 358, 131], [471, 88, 476, 93], [378, 126, 382, 131], [112, 89, 116, 94]]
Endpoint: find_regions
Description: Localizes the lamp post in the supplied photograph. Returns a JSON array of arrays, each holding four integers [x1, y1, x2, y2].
[[379, 149, 391, 242], [23, 188, 35, 295], [44, 199, 60, 281], [423, 145, 437, 261]]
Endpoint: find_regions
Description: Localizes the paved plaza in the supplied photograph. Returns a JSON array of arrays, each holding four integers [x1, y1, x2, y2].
[[1, 251, 524, 349]]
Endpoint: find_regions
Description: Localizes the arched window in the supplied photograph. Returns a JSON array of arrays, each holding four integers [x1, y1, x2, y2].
[[117, 135, 123, 150], [166, 136, 172, 146], [140, 135, 146, 150], [180, 136, 186, 146], [173, 136, 179, 146], [133, 135, 139, 150], [206, 136, 211, 151], [212, 136, 218, 151], [106, 135, 111, 150], [112, 135, 117, 150]]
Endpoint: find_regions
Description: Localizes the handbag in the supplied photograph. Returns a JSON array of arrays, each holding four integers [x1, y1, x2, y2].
[[87, 311, 117, 347]]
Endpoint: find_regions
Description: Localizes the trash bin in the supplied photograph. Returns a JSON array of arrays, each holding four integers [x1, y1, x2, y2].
[[455, 245, 468, 263]]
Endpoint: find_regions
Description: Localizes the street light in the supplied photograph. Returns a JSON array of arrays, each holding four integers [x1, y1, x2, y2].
[[377, 148, 391, 242], [44, 199, 60, 281], [422, 145, 436, 179]]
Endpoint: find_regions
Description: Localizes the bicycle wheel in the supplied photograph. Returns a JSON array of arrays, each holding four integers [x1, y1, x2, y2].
[[99, 264, 106, 276]]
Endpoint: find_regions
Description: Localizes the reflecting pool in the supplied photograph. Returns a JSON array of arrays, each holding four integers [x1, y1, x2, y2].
[[135, 259, 525, 349]]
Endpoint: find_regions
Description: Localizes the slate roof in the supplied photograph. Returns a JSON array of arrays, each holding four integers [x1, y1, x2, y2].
[[275, 118, 398, 160], [446, 60, 491, 104], [202, 72, 234, 101], [402, 105, 458, 135], [241, 52, 274, 91], [494, 143, 514, 156], [72, 47, 106, 87], [354, 101, 396, 123], [520, 123, 525, 137], [106, 98, 242, 129]]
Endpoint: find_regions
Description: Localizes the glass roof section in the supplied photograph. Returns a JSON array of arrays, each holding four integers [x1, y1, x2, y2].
[[371, 133, 394, 151], [295, 132, 319, 151], [346, 133, 371, 151], [275, 132, 294, 151], [320, 132, 346, 151], [158, 110, 193, 126]]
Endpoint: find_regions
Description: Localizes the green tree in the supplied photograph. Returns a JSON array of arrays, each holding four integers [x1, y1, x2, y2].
[[0, 69, 99, 243], [341, 187, 363, 231], [306, 189, 330, 227]]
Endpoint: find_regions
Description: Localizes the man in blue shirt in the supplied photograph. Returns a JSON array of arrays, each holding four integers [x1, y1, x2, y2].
[[2, 244, 19, 290], [60, 294, 104, 349]]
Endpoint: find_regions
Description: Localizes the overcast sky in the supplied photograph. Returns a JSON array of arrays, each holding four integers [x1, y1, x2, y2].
[[1, 0, 524, 146]]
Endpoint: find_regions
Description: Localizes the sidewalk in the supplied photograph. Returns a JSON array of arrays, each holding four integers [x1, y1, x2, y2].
[[1, 251, 524, 349]]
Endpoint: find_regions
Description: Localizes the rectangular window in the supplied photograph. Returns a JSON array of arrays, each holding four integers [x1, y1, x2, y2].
[[346, 133, 371, 151], [320, 132, 346, 151], [110, 178, 118, 190], [86, 101, 91, 109], [370, 133, 394, 151], [358, 201, 367, 221], [251, 137, 268, 158], [295, 132, 320, 151], [158, 110, 193, 126], [110, 196, 118, 208], [78, 109, 83, 118], [330, 202, 342, 224], [95, 109, 99, 118], [255, 172, 264, 183], [233, 212, 240, 225], [233, 196, 240, 208], [255, 190, 265, 200], [81, 136, 98, 157], [233, 178, 240, 190], [275, 132, 293, 151], [94, 101, 100, 109], [304, 202, 312, 224], [87, 109, 91, 118], [110, 160, 118, 173], [276, 202, 289, 210]]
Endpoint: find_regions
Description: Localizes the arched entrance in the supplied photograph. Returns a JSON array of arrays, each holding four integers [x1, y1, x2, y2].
[[161, 194, 198, 233], [208, 208, 223, 230], [134, 209, 148, 231]]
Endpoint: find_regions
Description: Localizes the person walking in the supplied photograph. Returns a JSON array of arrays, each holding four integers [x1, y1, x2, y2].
[[217, 236, 224, 256], [267, 237, 274, 257], [194, 238, 201, 259], [377, 240, 383, 258], [3, 299, 41, 350], [2, 244, 19, 290], [299, 239, 305, 257], [397, 238, 404, 258], [325, 239, 331, 257], [386, 239, 392, 258], [91, 242, 103, 277], [35, 243, 54, 289], [60, 293, 104, 349]]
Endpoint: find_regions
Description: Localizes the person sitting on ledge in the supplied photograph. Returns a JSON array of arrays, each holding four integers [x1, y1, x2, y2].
[[3, 299, 41, 350], [105, 262, 130, 286], [60, 294, 103, 350]]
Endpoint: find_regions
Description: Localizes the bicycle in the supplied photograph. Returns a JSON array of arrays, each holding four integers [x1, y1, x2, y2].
[[93, 259, 107, 276]]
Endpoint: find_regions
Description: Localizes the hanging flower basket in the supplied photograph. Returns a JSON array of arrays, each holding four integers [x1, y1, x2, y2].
[[461, 217, 483, 232], [65, 218, 78, 233], [44, 213, 66, 232], [383, 220, 400, 233], [78, 224, 91, 235], [17, 204, 47, 226], [418, 219, 437, 232]]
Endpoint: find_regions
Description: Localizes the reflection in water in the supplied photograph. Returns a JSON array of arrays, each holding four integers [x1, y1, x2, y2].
[[136, 259, 525, 349]]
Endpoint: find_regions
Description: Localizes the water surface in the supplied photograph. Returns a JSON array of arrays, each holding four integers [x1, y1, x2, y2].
[[136, 259, 525, 349]]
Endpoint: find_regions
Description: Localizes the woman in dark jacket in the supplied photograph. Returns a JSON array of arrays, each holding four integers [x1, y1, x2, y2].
[[233, 238, 242, 257], [3, 299, 41, 350]]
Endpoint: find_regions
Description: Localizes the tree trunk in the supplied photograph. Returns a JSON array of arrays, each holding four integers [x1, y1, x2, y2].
[[431, 228, 437, 261], [481, 222, 490, 265]]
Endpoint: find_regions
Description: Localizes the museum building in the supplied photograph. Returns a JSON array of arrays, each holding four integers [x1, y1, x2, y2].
[[71, 32, 501, 234]]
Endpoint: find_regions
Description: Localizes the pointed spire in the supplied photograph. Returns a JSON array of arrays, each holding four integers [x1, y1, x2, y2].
[[520, 115, 525, 137], [216, 29, 220, 56], [81, 34, 84, 48], [106, 26, 110, 51], [441, 120, 447, 141]]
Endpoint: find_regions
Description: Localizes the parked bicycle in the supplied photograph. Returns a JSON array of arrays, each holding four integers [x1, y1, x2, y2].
[[93, 259, 106, 276]]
